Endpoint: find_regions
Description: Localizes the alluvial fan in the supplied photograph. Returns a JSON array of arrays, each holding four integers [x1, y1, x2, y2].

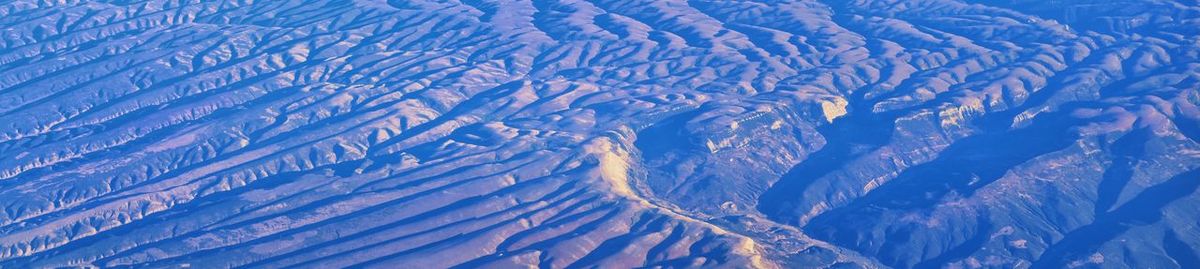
[[1, 0, 1198, 268]]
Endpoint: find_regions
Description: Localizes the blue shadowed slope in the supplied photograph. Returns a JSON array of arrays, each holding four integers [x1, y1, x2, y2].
[[0, 0, 1198, 268]]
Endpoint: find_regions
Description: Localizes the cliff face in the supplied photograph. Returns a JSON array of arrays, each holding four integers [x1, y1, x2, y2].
[[0, 0, 1197, 268]]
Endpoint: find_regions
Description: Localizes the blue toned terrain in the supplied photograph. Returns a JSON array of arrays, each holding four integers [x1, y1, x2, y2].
[[1, 0, 1199, 268]]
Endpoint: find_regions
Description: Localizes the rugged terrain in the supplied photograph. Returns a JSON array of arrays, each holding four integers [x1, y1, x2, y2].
[[1, 0, 1198, 268]]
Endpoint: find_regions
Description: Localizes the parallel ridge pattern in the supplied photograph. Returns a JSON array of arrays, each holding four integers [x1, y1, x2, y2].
[[0, 0, 1197, 268]]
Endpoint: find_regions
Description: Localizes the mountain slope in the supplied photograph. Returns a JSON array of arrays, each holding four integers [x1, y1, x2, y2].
[[0, 0, 1198, 268]]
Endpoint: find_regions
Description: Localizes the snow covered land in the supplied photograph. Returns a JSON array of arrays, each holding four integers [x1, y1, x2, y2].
[[0, 0, 1198, 268]]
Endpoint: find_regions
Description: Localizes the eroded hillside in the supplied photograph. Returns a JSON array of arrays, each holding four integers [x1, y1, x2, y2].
[[0, 0, 1198, 268]]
